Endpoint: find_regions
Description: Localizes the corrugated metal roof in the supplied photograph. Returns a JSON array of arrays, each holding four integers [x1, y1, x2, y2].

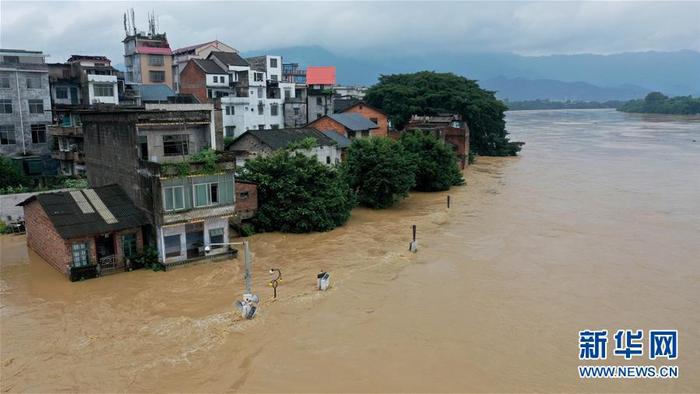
[[18, 184, 147, 239], [322, 131, 351, 148], [209, 51, 249, 67], [234, 128, 337, 150], [327, 113, 378, 131]]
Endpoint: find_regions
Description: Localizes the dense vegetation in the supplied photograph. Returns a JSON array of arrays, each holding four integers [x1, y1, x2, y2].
[[0, 156, 26, 191], [505, 99, 625, 111], [365, 71, 521, 156], [399, 131, 464, 192], [238, 151, 355, 233], [618, 92, 700, 115], [345, 138, 416, 208]]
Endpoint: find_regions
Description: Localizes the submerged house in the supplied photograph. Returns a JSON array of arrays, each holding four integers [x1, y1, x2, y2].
[[19, 185, 147, 281], [404, 114, 470, 169], [80, 106, 236, 269]]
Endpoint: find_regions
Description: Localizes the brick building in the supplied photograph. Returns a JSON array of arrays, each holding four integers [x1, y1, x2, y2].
[[307, 113, 379, 139], [179, 59, 229, 103], [18, 184, 147, 281], [233, 181, 258, 222], [405, 114, 470, 169], [339, 101, 389, 137]]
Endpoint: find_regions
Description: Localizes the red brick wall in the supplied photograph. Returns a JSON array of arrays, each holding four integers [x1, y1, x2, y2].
[[235, 182, 258, 214], [444, 127, 469, 169], [23, 200, 72, 275], [179, 61, 208, 103], [343, 104, 388, 137], [308, 117, 346, 137]]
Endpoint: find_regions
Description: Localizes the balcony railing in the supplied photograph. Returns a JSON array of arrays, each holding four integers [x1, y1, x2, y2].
[[51, 150, 85, 163], [139, 151, 237, 178], [48, 125, 82, 136]]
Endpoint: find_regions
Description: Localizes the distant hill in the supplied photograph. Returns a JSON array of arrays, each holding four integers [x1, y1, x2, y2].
[[244, 46, 700, 100], [480, 77, 650, 101]]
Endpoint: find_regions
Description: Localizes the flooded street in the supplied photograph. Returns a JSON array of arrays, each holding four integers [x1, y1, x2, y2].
[[2, 109, 699, 392]]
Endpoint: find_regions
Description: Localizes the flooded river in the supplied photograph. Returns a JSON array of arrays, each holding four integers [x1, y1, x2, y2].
[[1, 109, 699, 392]]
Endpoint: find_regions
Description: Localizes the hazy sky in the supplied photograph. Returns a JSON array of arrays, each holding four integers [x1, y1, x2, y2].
[[1, 1, 699, 64]]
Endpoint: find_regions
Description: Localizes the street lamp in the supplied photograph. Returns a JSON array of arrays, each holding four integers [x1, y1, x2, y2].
[[205, 240, 259, 319]]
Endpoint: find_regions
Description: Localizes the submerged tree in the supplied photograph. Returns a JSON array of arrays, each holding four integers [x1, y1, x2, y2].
[[345, 137, 416, 209], [238, 151, 355, 233], [399, 130, 464, 192], [365, 71, 521, 156]]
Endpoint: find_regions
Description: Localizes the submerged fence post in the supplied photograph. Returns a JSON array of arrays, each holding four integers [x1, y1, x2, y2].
[[409, 224, 418, 253], [447, 195, 451, 208]]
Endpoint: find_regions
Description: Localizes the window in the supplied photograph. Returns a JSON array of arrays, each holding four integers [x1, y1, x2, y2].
[[3, 56, 19, 64], [271, 74, 278, 82], [284, 88, 291, 99], [193, 182, 219, 207], [215, 91, 228, 98], [316, 97, 323, 105], [316, 113, 322, 119], [270, 103, 279, 116], [293, 107, 300, 116], [122, 233, 138, 259], [362, 130, 370, 137], [55, 87, 68, 99], [225, 106, 235, 115], [219, 75, 227, 83], [164, 234, 181, 258], [257, 87, 264, 98], [271, 124, 279, 130], [209, 228, 224, 249], [207, 89, 212, 98], [258, 103, 264, 115], [0, 77, 9, 88], [163, 135, 189, 156], [0, 125, 15, 145], [93, 83, 113, 97], [326, 156, 331, 164], [270, 58, 278, 68], [348, 130, 357, 139], [28, 99, 44, 114], [213, 76, 218, 83], [239, 191, 249, 200], [370, 117, 379, 124], [0, 99, 11, 113], [31, 124, 46, 143], [72, 242, 89, 267], [254, 72, 263, 82], [26, 77, 41, 89], [149, 70, 165, 82], [225, 126, 236, 137], [149, 55, 164, 66], [258, 124, 265, 130], [163, 186, 185, 211]]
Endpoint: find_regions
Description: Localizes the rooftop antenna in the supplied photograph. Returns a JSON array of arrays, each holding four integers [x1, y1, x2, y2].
[[130, 8, 136, 35]]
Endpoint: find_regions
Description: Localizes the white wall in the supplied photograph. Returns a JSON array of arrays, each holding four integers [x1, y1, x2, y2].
[[87, 74, 118, 104], [206, 74, 229, 87]]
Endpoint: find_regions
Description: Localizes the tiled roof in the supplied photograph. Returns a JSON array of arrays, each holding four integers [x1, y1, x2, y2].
[[192, 59, 226, 74], [18, 184, 147, 239], [236, 128, 337, 150], [209, 51, 249, 67], [322, 130, 351, 148], [327, 113, 378, 131]]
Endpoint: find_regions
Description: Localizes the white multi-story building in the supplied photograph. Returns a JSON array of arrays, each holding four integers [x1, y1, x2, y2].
[[206, 52, 293, 138]]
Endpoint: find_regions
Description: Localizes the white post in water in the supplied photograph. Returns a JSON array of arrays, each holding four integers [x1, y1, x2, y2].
[[206, 240, 258, 319], [409, 224, 418, 253]]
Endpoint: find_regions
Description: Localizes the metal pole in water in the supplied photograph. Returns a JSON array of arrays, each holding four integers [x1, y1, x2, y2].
[[447, 195, 451, 208], [409, 225, 418, 253], [243, 240, 252, 294]]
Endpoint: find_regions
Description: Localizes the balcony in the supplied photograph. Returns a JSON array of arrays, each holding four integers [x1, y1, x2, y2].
[[139, 151, 237, 178], [51, 150, 84, 162], [48, 125, 83, 136]]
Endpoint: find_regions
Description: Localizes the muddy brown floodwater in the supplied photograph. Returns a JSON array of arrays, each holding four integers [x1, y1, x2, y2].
[[1, 109, 699, 393]]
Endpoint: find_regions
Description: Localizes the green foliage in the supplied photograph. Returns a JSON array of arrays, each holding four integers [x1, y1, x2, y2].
[[0, 156, 27, 190], [365, 71, 521, 156], [62, 178, 88, 189], [136, 247, 163, 271], [0, 185, 29, 195], [468, 151, 477, 165], [618, 93, 700, 115], [224, 136, 235, 150], [505, 99, 625, 111], [189, 148, 221, 173], [399, 130, 465, 192], [239, 223, 256, 237], [345, 137, 416, 209], [286, 137, 318, 151], [238, 151, 355, 233], [0, 220, 8, 234]]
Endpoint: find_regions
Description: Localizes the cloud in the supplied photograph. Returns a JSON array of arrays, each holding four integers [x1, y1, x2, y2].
[[1, 1, 698, 64]]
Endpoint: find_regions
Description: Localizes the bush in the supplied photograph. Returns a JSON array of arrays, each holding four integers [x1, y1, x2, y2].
[[399, 130, 465, 191], [135, 247, 163, 271], [345, 137, 416, 208], [239, 223, 255, 237], [238, 151, 355, 233], [0, 156, 26, 190]]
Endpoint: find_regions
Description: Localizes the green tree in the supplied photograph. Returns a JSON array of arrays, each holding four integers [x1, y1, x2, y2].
[[238, 151, 355, 233], [345, 137, 416, 209], [399, 130, 465, 192], [0, 156, 26, 189], [618, 93, 700, 115], [365, 71, 521, 156]]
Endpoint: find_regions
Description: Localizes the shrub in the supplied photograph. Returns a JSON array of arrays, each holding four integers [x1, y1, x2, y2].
[[345, 137, 416, 208], [399, 130, 465, 191], [238, 151, 355, 233]]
